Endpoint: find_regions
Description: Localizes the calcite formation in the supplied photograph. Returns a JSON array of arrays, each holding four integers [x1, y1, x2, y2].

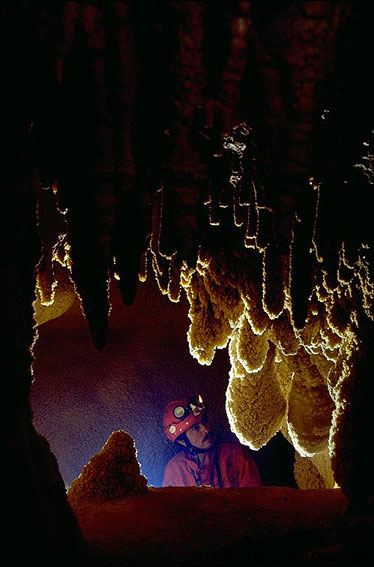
[[3, 3, 374, 564], [29, 2, 374, 504], [67, 431, 147, 507], [2, 1, 369, 507], [174, 192, 373, 497]]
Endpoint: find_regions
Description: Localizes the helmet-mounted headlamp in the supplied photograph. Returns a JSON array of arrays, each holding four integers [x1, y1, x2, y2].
[[163, 395, 207, 442], [172, 395, 205, 421]]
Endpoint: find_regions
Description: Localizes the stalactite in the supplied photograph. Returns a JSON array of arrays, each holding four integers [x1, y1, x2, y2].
[[107, 2, 144, 307], [33, 2, 146, 348], [56, 4, 116, 349], [3, 1, 374, 509], [289, 183, 318, 329], [262, 241, 285, 319], [329, 327, 374, 506], [155, 1, 209, 264], [235, 315, 269, 374], [177, 93, 374, 497], [294, 449, 336, 490], [287, 347, 334, 456], [181, 261, 232, 366], [269, 310, 300, 357], [34, 186, 69, 306], [226, 341, 287, 450]]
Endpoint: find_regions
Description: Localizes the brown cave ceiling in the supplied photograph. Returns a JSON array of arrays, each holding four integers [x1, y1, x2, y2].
[[3, 1, 374, 505]]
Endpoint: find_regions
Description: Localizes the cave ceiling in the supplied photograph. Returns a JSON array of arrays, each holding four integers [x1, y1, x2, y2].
[[2, 1, 374, 503]]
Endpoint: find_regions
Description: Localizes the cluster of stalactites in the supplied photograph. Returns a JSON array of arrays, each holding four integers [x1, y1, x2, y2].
[[143, 126, 374, 492], [33, 186, 77, 326], [178, 233, 374, 487]]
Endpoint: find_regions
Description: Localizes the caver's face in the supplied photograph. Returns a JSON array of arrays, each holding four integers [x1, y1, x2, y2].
[[185, 418, 215, 450]]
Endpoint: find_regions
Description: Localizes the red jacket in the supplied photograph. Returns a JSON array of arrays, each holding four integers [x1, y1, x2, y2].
[[162, 442, 262, 488]]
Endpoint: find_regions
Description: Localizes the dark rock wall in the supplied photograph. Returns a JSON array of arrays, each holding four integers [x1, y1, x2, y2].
[[1, 2, 373, 563]]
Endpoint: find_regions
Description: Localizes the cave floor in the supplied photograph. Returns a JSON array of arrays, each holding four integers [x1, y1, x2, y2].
[[72, 486, 373, 566]]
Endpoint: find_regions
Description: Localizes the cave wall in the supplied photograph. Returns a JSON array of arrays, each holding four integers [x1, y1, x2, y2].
[[1, 1, 374, 563], [31, 276, 296, 489], [31, 277, 232, 488]]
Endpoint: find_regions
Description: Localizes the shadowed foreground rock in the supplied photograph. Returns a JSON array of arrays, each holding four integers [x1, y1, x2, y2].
[[72, 486, 373, 566], [67, 431, 147, 507]]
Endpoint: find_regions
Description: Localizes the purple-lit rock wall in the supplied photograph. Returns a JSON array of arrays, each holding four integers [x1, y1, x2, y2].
[[30, 276, 234, 488]]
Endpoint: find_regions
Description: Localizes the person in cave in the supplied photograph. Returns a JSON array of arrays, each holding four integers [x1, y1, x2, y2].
[[162, 395, 263, 488]]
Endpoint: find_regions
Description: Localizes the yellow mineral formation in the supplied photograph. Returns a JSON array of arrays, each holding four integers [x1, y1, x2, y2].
[[294, 449, 336, 490], [182, 263, 232, 365], [287, 351, 334, 456], [33, 263, 76, 326], [226, 342, 288, 450], [235, 315, 269, 373], [67, 430, 147, 508]]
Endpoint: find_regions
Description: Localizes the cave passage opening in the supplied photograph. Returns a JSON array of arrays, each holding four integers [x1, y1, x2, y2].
[[30, 271, 297, 491]]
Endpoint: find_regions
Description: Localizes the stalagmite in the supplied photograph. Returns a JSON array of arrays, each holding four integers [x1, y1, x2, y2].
[[14, 1, 372, 504]]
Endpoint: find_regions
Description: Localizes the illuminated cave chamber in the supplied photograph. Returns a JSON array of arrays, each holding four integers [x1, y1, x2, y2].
[[3, 1, 374, 562], [29, 2, 374, 506], [139, 124, 374, 498], [35, 136, 374, 500]]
